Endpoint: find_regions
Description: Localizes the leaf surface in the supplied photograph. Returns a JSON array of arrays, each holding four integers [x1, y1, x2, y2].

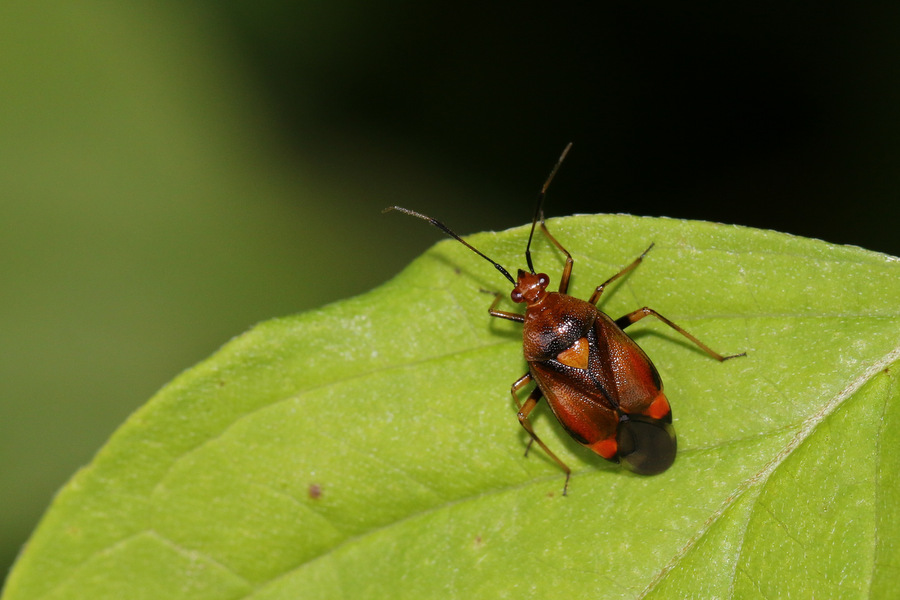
[[4, 215, 899, 599]]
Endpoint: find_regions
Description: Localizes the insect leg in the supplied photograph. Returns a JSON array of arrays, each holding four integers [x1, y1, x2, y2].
[[525, 143, 572, 280], [588, 243, 655, 305], [511, 375, 538, 458], [509, 372, 532, 411], [488, 292, 525, 322], [511, 374, 572, 495], [615, 307, 746, 361], [538, 219, 574, 294]]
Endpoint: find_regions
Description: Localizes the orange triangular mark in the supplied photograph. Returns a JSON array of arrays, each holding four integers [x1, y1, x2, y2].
[[556, 337, 590, 370]]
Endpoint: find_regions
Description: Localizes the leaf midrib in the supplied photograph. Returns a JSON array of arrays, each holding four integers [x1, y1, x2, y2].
[[637, 343, 900, 598]]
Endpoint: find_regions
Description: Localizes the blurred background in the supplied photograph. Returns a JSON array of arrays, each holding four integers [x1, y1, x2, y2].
[[2, 0, 898, 582]]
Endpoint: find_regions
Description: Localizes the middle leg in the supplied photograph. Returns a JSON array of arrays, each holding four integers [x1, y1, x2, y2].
[[511, 373, 572, 495], [615, 307, 745, 361]]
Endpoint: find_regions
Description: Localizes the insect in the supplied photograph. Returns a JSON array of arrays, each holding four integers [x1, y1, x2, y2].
[[385, 144, 743, 494]]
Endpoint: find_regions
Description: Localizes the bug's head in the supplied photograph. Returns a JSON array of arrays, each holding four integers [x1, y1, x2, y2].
[[615, 415, 677, 475], [510, 270, 550, 304]]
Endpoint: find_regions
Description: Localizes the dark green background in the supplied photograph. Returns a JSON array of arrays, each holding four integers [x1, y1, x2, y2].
[[2, 1, 898, 585]]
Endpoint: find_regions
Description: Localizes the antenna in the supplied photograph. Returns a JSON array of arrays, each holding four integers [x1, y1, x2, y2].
[[383, 206, 517, 286], [525, 143, 572, 274]]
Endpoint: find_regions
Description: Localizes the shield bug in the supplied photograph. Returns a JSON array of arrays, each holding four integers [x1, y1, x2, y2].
[[385, 144, 744, 494]]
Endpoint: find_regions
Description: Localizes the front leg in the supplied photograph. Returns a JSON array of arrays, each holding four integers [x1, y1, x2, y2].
[[588, 244, 655, 305], [488, 292, 525, 323]]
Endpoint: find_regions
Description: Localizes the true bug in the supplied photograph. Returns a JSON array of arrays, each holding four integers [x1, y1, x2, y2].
[[386, 144, 743, 494]]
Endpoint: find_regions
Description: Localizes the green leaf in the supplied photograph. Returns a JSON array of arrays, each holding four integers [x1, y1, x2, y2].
[[4, 215, 899, 599]]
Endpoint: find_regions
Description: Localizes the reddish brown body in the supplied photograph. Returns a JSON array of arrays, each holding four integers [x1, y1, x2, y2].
[[522, 286, 669, 464], [386, 143, 742, 494], [496, 263, 697, 486]]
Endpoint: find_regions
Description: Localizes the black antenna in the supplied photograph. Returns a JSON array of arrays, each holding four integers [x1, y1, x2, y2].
[[383, 206, 517, 286], [525, 143, 572, 274]]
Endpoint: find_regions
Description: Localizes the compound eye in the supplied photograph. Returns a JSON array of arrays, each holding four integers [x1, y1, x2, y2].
[[538, 273, 550, 287], [510, 289, 524, 303], [616, 418, 677, 475]]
